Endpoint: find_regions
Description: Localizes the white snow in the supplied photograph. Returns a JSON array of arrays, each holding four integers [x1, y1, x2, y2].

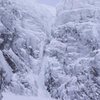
[[1, 0, 100, 100], [3, 92, 56, 100]]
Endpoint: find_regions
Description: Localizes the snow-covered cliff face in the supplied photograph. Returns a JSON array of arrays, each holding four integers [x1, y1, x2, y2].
[[44, 0, 100, 100], [1, 0, 100, 100], [0, 0, 55, 98]]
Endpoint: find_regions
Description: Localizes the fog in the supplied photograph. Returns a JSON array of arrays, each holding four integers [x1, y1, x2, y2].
[[38, 0, 60, 6]]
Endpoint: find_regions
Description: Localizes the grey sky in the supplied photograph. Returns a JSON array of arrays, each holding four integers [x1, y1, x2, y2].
[[38, 0, 60, 6]]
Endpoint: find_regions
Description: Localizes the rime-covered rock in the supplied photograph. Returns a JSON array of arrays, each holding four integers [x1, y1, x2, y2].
[[0, 0, 55, 97], [44, 0, 100, 100]]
